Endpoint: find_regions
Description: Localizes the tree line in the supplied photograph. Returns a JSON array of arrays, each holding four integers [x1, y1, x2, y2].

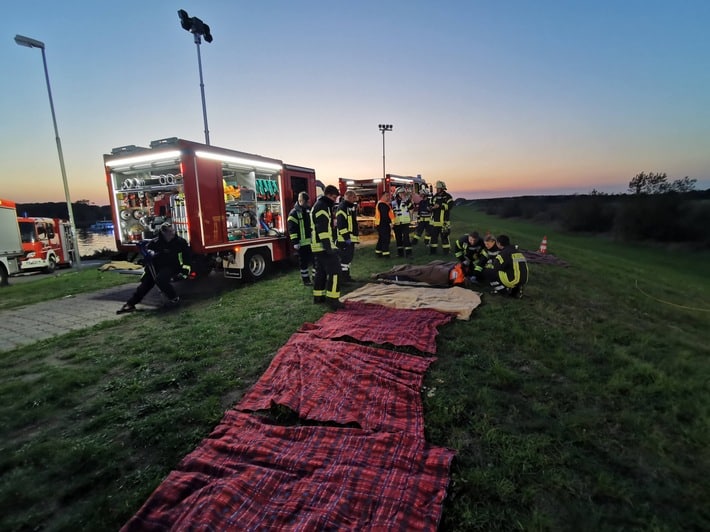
[[15, 200, 112, 228], [463, 172, 710, 247]]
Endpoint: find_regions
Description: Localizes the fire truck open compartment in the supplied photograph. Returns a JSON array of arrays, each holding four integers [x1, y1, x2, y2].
[[104, 138, 315, 280]]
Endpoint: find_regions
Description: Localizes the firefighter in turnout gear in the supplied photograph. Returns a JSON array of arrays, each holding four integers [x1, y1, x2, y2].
[[310, 185, 343, 309], [391, 187, 414, 257], [411, 186, 432, 247], [374, 192, 395, 258], [470, 233, 499, 281], [454, 232, 483, 268], [287, 191, 314, 285], [428, 180, 454, 254], [481, 234, 528, 298], [117, 222, 191, 313], [336, 189, 360, 283]]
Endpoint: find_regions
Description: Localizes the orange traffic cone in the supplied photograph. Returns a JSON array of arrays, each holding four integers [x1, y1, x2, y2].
[[539, 236, 548, 254]]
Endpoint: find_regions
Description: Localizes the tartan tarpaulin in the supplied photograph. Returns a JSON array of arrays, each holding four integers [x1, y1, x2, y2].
[[122, 411, 455, 531], [236, 333, 436, 437], [298, 300, 453, 354]]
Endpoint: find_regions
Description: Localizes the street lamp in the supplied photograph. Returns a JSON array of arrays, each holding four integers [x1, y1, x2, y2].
[[378, 124, 393, 181], [15, 34, 81, 268], [178, 9, 214, 145]]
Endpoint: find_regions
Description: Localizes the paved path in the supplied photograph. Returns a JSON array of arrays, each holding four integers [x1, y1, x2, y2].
[[0, 283, 165, 352]]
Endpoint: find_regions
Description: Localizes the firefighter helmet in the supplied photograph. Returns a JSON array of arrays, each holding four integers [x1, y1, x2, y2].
[[435, 180, 447, 190], [395, 187, 406, 196], [419, 188, 430, 196]]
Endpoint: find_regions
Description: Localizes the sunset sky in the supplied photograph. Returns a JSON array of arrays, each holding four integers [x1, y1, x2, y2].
[[2, 1, 709, 205]]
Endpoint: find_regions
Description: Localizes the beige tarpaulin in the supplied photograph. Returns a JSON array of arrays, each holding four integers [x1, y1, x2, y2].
[[340, 283, 481, 320], [98, 261, 143, 271]]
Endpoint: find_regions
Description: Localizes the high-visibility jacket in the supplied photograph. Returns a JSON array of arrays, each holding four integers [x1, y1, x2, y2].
[[310, 195, 337, 253], [374, 200, 395, 227], [493, 244, 529, 287], [287, 203, 312, 246], [431, 191, 454, 227], [336, 199, 360, 243], [391, 197, 413, 225]]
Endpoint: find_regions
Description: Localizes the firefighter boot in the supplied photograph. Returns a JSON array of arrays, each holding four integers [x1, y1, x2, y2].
[[326, 297, 345, 311], [430, 246, 437, 255], [313, 295, 326, 304]]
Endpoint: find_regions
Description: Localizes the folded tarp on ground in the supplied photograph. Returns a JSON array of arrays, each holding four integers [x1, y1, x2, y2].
[[236, 333, 435, 437], [340, 283, 481, 320], [97, 261, 143, 271], [122, 411, 455, 532], [298, 301, 452, 354]]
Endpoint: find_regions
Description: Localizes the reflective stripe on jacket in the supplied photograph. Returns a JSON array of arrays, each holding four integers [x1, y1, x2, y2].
[[336, 200, 360, 243], [391, 198, 412, 225], [310, 196, 337, 253], [287, 204, 312, 246], [431, 191, 454, 226], [494, 245, 529, 287]]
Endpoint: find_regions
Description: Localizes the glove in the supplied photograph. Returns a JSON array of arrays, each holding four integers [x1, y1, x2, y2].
[[293, 243, 300, 250], [344, 239, 352, 246]]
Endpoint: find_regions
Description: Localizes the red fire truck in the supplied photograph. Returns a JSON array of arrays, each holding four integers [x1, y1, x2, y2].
[[103, 138, 317, 280], [338, 174, 429, 233], [16, 216, 76, 273]]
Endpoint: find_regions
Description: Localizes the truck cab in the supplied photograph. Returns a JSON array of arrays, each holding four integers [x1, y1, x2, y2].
[[17, 217, 75, 273]]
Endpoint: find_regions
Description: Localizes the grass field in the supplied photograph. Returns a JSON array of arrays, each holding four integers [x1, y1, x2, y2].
[[1, 204, 708, 531]]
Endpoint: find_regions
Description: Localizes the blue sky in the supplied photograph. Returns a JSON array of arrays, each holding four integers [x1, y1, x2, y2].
[[2, 0, 709, 205]]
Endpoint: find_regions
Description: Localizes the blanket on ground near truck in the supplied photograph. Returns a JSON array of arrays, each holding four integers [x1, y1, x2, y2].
[[298, 301, 452, 354], [340, 283, 481, 320], [237, 333, 436, 437], [121, 411, 455, 532]]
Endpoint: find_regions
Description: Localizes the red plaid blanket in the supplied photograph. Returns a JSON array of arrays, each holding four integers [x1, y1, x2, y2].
[[122, 411, 455, 531], [299, 301, 452, 354], [236, 333, 436, 437]]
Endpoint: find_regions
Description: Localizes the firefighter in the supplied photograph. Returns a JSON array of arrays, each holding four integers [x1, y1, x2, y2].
[[310, 185, 343, 309], [470, 233, 499, 281], [391, 187, 414, 257], [287, 191, 314, 285], [481, 234, 528, 298], [117, 222, 191, 313], [336, 189, 360, 283], [454, 232, 483, 267], [374, 192, 395, 258], [411, 187, 432, 247], [428, 180, 454, 254]]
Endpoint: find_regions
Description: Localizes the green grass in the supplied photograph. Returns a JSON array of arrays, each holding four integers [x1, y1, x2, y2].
[[1, 205, 708, 531], [0, 267, 135, 310]]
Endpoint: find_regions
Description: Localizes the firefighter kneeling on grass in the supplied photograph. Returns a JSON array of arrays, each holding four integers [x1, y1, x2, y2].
[[310, 185, 344, 310], [117, 222, 192, 314], [474, 234, 528, 298]]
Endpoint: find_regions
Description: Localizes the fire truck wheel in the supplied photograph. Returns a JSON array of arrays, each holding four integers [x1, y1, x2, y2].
[[244, 248, 271, 281], [0, 264, 8, 287], [44, 256, 57, 274]]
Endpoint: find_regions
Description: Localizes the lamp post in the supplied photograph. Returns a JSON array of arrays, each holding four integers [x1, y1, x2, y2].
[[378, 124, 393, 181], [178, 9, 214, 145], [15, 34, 81, 268]]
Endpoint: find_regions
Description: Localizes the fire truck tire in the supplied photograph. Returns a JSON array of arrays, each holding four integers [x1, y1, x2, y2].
[[0, 264, 8, 287], [244, 248, 271, 281], [44, 255, 57, 274]]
